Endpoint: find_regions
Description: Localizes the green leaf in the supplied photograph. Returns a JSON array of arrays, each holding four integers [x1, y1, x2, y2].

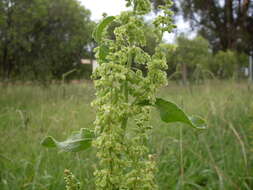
[[155, 98, 207, 129], [41, 136, 57, 148], [93, 16, 115, 43], [98, 44, 109, 61], [41, 128, 95, 152]]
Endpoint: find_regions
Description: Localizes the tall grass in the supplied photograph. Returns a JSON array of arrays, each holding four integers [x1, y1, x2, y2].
[[0, 81, 252, 190]]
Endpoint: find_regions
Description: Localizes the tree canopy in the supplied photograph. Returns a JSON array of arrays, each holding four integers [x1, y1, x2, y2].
[[0, 0, 94, 80], [163, 35, 248, 81], [152, 0, 253, 54]]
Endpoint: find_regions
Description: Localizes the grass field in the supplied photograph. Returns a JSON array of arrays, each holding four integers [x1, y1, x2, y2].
[[0, 80, 253, 190]]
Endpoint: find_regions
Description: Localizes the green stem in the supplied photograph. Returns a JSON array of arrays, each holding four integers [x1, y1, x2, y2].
[[121, 47, 133, 130]]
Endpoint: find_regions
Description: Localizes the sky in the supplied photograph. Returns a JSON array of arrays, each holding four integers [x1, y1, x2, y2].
[[79, 0, 194, 43]]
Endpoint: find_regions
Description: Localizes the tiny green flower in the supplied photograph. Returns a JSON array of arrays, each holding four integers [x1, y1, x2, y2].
[[92, 0, 175, 189]]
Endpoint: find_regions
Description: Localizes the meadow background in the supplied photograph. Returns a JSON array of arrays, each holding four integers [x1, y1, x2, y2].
[[1, 80, 253, 190], [1, 0, 253, 189]]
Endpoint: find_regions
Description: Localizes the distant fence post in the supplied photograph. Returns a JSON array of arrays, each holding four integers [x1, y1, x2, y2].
[[249, 51, 253, 82]]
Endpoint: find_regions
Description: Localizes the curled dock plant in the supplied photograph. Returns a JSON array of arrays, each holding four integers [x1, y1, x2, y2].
[[42, 0, 206, 189]]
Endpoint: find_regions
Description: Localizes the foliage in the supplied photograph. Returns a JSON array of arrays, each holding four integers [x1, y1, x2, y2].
[[0, 81, 253, 189], [0, 0, 94, 80], [212, 50, 238, 78], [152, 0, 253, 54], [90, 0, 204, 189], [164, 35, 250, 82], [159, 43, 177, 75], [154, 98, 206, 129], [41, 128, 94, 152], [166, 35, 212, 83], [64, 169, 80, 190], [175, 35, 211, 68], [41, 1, 207, 190], [211, 50, 248, 79], [103, 19, 160, 73]]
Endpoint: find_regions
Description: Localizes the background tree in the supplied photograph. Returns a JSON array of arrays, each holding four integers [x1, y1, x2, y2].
[[151, 0, 253, 54], [181, 0, 253, 54], [211, 50, 248, 78], [168, 35, 211, 84], [0, 0, 94, 81]]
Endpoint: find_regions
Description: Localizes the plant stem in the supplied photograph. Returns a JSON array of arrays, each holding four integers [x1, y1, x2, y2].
[[121, 48, 133, 130]]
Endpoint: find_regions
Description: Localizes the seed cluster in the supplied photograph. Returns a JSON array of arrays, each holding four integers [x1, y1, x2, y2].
[[64, 169, 80, 190], [92, 0, 175, 189]]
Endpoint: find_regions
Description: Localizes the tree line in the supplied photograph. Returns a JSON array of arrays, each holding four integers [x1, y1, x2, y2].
[[0, 0, 252, 82], [152, 0, 253, 53], [161, 35, 248, 83], [0, 0, 94, 81]]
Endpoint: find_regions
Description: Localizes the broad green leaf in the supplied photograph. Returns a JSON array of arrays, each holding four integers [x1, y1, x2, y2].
[[93, 16, 115, 43], [41, 128, 95, 152], [98, 44, 109, 61], [155, 98, 207, 129], [188, 116, 206, 129], [41, 136, 57, 148]]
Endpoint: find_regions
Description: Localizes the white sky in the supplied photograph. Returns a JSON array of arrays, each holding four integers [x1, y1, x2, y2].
[[79, 0, 194, 43], [79, 0, 129, 21]]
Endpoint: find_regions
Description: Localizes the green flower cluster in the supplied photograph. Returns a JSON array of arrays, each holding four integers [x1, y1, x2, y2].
[[64, 169, 80, 190], [153, 1, 176, 40], [125, 0, 151, 15], [92, 0, 175, 189]]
